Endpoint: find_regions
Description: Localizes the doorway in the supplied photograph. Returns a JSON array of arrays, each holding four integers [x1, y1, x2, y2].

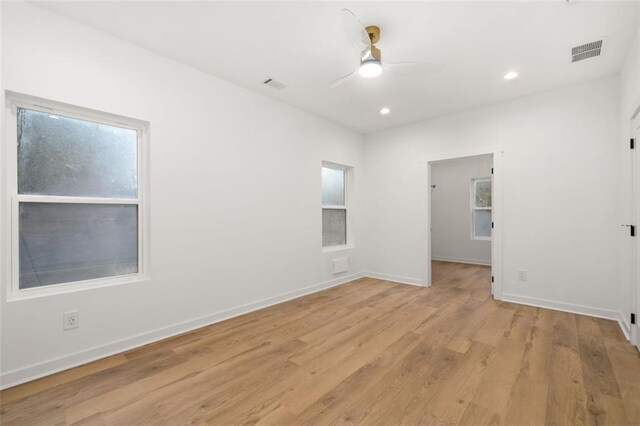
[[426, 151, 502, 299]]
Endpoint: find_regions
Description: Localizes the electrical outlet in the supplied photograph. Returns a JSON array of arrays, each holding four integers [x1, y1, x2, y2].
[[63, 310, 79, 330], [517, 270, 527, 281]]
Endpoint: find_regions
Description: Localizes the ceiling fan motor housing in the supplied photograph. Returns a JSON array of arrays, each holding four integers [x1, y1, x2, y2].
[[370, 45, 381, 61], [366, 25, 380, 44], [365, 26, 381, 61]]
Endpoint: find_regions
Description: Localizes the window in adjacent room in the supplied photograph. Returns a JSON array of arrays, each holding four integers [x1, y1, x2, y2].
[[322, 163, 349, 248], [6, 94, 148, 297], [471, 177, 492, 240]]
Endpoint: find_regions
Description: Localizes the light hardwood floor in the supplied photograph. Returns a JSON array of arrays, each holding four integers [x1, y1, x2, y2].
[[1, 261, 639, 425]]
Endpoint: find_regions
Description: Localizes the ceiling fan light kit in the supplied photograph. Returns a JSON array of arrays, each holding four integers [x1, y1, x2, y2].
[[330, 9, 442, 89], [504, 71, 519, 80], [359, 60, 382, 78]]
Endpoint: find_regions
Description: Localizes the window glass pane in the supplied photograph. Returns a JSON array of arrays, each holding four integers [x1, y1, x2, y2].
[[322, 209, 346, 247], [19, 203, 138, 289], [17, 108, 138, 198], [474, 209, 492, 238], [322, 167, 345, 206], [474, 179, 492, 208]]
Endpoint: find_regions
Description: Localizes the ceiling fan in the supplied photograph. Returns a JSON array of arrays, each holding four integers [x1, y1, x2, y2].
[[329, 9, 442, 88]]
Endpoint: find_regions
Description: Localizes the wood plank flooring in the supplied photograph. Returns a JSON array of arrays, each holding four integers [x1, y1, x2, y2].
[[1, 261, 639, 425]]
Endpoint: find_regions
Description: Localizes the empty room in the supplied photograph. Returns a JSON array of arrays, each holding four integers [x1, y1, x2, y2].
[[1, 1, 640, 425]]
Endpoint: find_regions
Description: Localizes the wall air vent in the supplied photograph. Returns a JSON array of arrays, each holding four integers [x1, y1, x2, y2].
[[263, 78, 286, 90], [571, 38, 607, 63]]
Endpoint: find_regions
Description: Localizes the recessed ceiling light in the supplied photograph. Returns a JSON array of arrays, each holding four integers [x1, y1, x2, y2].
[[380, 107, 390, 115], [504, 71, 519, 80]]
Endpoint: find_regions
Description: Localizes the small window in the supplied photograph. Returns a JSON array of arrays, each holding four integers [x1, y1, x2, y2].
[[7, 95, 147, 297], [472, 178, 492, 240], [322, 164, 348, 247]]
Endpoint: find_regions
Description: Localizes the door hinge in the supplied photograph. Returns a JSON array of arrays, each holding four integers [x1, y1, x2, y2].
[[632, 313, 636, 325], [491, 276, 494, 283], [491, 222, 494, 229], [631, 138, 635, 150], [491, 167, 494, 174], [622, 224, 635, 237]]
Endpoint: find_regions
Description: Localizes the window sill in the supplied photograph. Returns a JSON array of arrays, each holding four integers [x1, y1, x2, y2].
[[472, 237, 492, 241], [322, 244, 355, 253], [6, 273, 150, 302]]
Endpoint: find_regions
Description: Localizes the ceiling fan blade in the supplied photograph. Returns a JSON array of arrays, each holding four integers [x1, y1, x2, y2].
[[341, 8, 371, 53], [328, 70, 358, 88], [383, 61, 443, 77]]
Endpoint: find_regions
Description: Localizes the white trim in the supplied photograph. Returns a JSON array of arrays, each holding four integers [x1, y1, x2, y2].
[[631, 101, 640, 122], [503, 293, 630, 341], [502, 292, 624, 327], [5, 91, 148, 130], [4, 92, 150, 300], [15, 195, 138, 204], [618, 311, 631, 341], [321, 160, 350, 172], [631, 108, 640, 350], [6, 274, 150, 302], [367, 277, 627, 340], [322, 244, 355, 253], [431, 256, 491, 267], [0, 271, 364, 390], [4, 272, 630, 389], [363, 271, 424, 287]]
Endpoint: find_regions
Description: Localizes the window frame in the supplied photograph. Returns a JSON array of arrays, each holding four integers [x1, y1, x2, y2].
[[471, 177, 492, 241], [321, 162, 351, 251], [4, 92, 150, 301]]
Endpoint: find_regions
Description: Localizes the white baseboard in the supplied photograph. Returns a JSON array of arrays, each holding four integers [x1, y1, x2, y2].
[[431, 256, 491, 266], [0, 272, 364, 390], [501, 293, 629, 340], [618, 312, 631, 341], [364, 271, 425, 287], [6, 274, 629, 390]]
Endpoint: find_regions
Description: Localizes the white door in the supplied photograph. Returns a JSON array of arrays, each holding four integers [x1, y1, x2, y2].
[[634, 113, 640, 350], [622, 112, 639, 350]]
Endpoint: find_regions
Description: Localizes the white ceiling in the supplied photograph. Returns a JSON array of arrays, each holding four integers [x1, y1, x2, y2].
[[35, 1, 639, 133]]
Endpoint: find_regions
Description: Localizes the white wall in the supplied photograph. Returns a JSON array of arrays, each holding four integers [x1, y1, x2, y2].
[[364, 76, 621, 318], [0, 3, 364, 387], [431, 155, 492, 265], [0, 1, 635, 390], [618, 21, 640, 339]]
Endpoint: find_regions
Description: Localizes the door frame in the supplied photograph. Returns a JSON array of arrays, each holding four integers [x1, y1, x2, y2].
[[425, 147, 503, 299], [631, 103, 640, 349]]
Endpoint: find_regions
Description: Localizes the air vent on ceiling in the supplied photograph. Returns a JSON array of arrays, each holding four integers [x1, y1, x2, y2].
[[263, 78, 286, 90], [571, 38, 607, 63]]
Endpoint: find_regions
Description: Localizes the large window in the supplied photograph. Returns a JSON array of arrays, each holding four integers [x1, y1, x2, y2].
[[322, 164, 348, 248], [6, 94, 148, 297], [472, 178, 492, 240]]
